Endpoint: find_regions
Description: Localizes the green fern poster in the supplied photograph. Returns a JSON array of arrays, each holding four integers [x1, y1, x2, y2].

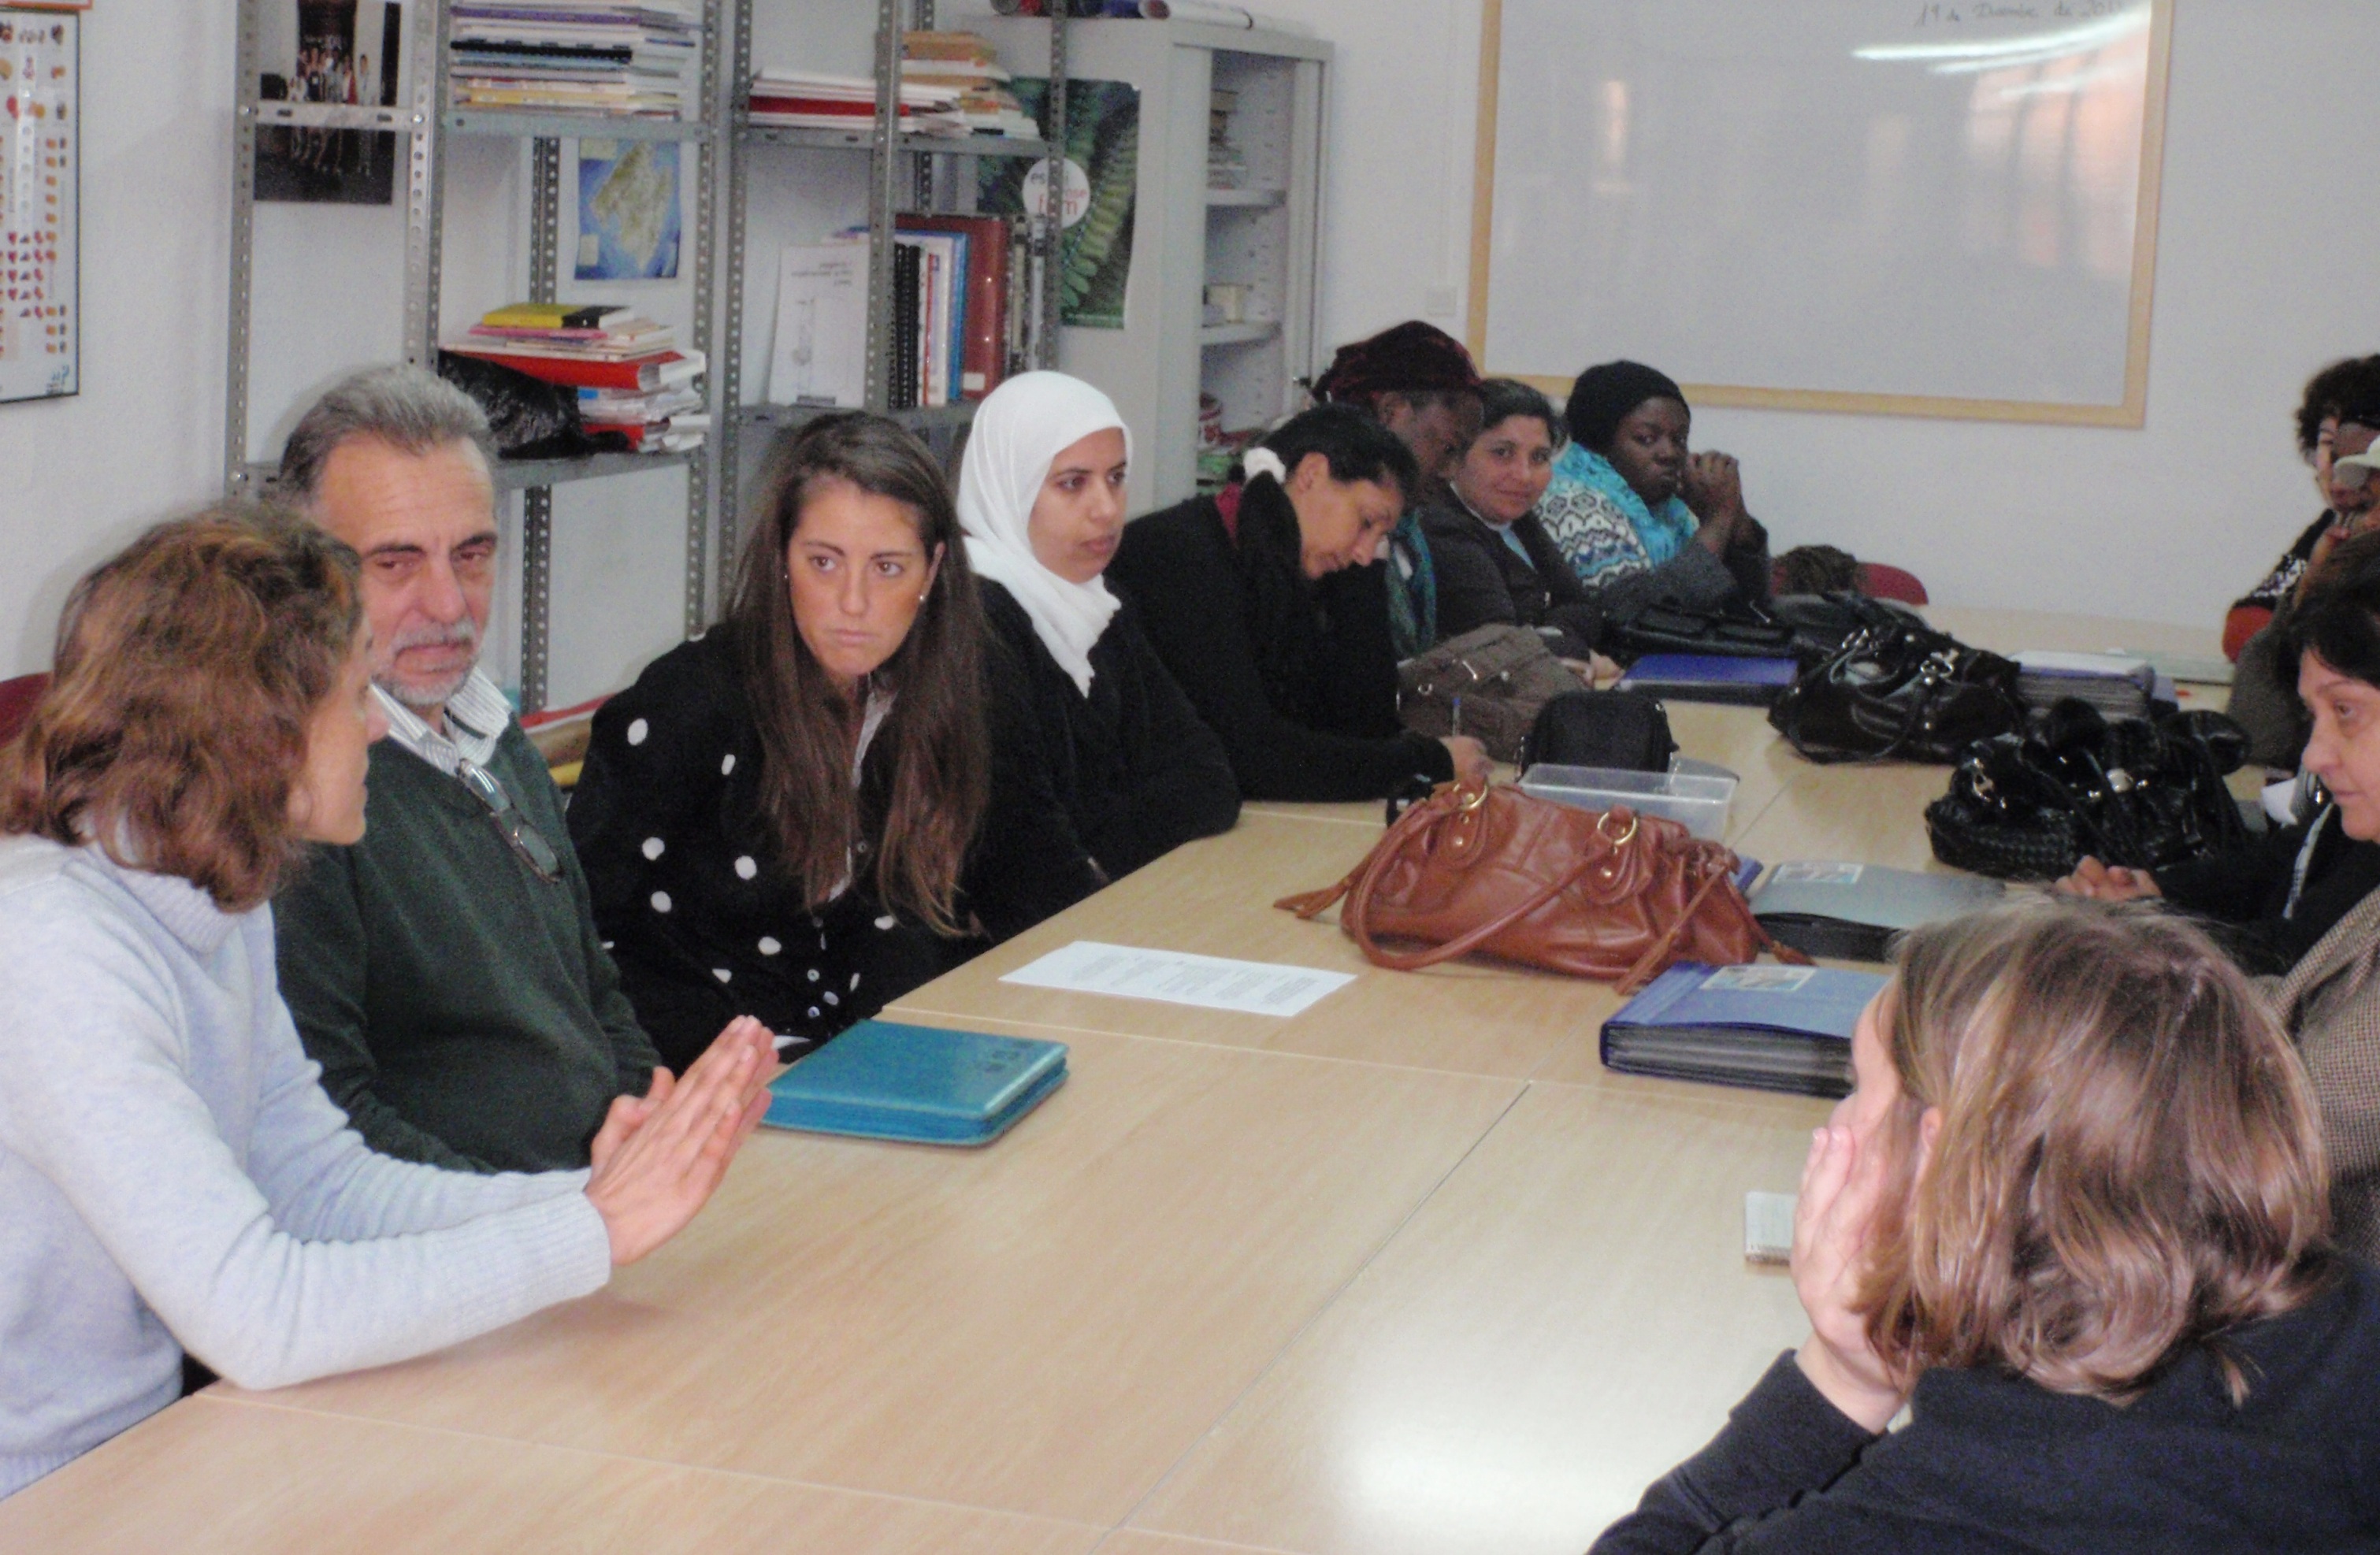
[[978, 79, 1138, 331]]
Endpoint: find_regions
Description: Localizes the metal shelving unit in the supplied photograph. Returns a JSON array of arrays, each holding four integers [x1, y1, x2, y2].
[[711, 0, 1067, 591], [226, 0, 723, 714]]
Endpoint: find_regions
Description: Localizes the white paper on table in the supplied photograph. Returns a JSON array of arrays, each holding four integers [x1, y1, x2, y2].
[[1000, 941, 1355, 1017]]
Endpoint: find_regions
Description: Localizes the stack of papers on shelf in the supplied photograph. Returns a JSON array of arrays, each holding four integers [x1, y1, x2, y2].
[[1207, 85, 1246, 189], [1601, 962, 1888, 1099], [2012, 651, 2174, 718], [901, 32, 1039, 139], [449, 2, 699, 120], [748, 68, 965, 135], [447, 302, 704, 446]]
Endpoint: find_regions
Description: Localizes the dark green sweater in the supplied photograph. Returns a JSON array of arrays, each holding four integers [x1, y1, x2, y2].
[[273, 724, 658, 1174]]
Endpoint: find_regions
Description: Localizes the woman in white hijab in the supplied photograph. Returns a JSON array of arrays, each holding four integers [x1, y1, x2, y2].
[[957, 372, 1239, 937]]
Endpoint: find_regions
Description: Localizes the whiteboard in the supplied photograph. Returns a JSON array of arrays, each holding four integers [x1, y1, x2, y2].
[[1468, 0, 2170, 425]]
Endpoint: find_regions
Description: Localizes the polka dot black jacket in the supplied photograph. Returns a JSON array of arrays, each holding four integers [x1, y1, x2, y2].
[[567, 628, 965, 1073]]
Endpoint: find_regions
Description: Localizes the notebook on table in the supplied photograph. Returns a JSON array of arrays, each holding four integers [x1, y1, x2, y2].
[[1601, 962, 1889, 1098], [1749, 862, 2005, 961], [1616, 654, 1801, 706], [762, 1019, 1067, 1145]]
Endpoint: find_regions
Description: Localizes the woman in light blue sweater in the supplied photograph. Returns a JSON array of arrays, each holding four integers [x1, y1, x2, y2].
[[0, 507, 776, 1501]]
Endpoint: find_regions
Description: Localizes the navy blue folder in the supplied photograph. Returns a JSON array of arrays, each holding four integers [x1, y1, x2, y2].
[[1600, 961, 1888, 1097], [762, 1019, 1068, 1145], [1617, 654, 1801, 706]]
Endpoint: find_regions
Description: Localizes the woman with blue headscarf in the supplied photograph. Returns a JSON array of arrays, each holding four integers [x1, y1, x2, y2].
[[1538, 360, 1770, 615], [957, 372, 1240, 941]]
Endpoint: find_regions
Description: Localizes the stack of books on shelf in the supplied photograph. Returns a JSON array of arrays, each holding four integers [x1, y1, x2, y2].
[[746, 69, 964, 135], [1206, 86, 1246, 188], [766, 220, 1045, 412], [900, 32, 1040, 139], [448, 2, 699, 119], [447, 302, 706, 451]]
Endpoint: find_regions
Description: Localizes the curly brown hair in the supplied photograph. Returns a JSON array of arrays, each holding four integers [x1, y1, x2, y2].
[[1856, 896, 2335, 1405], [1, 504, 362, 911]]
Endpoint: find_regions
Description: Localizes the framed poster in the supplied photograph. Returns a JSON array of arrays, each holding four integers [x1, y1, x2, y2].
[[254, 1, 403, 206], [0, 8, 75, 403]]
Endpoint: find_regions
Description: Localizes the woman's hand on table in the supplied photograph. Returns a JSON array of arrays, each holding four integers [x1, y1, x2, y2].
[[585, 1016, 775, 1266], [1441, 736, 1493, 787], [2055, 855, 2162, 902], [1559, 654, 1624, 689], [1791, 1120, 1909, 1434]]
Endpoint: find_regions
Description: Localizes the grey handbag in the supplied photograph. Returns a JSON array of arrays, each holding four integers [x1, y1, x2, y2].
[[1397, 624, 1584, 763]]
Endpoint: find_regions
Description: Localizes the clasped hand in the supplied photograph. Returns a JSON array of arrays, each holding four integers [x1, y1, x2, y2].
[[585, 1015, 777, 1265], [1792, 1118, 1911, 1434]]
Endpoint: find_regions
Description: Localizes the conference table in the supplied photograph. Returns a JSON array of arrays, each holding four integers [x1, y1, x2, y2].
[[0, 610, 2231, 1553]]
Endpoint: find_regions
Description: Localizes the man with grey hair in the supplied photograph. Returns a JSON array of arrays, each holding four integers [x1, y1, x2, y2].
[[272, 364, 663, 1173]]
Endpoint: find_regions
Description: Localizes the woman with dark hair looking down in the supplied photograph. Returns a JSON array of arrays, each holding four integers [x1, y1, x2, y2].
[[0, 507, 772, 1500], [1595, 896, 2379, 1553], [569, 413, 997, 1071], [1538, 359, 1770, 616], [1108, 404, 1491, 800]]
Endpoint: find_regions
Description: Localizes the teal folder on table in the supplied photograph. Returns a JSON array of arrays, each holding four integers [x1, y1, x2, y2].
[[1601, 961, 1888, 1098], [763, 1019, 1068, 1145]]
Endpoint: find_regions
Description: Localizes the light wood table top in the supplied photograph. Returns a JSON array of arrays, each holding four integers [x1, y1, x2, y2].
[[10, 607, 2225, 1551]]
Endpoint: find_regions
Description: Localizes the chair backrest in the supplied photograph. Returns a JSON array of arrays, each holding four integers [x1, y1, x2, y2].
[[1856, 563, 1929, 606], [0, 672, 49, 746]]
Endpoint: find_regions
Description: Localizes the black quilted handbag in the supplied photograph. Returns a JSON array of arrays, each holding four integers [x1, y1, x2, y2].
[[1923, 703, 2253, 881], [1768, 614, 2025, 764]]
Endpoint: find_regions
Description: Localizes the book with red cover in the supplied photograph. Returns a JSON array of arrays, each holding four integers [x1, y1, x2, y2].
[[897, 212, 1010, 399], [445, 345, 689, 392]]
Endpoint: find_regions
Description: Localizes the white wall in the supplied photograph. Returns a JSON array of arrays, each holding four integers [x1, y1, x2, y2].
[[6, 1, 2376, 681], [1264, 0, 2380, 629], [2, 5, 233, 677]]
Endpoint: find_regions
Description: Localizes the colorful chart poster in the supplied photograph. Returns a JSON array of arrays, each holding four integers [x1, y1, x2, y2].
[[0, 9, 74, 403], [575, 139, 681, 280]]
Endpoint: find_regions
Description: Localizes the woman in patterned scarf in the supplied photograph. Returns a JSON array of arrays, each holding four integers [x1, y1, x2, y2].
[[1536, 360, 1770, 618]]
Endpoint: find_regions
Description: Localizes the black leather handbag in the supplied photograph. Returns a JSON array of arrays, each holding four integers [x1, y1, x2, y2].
[[1767, 614, 2025, 764], [1520, 689, 1677, 772], [1922, 703, 2253, 881], [1605, 603, 1802, 661]]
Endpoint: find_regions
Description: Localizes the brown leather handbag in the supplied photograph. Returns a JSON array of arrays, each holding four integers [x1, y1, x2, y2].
[[1275, 780, 1805, 993]]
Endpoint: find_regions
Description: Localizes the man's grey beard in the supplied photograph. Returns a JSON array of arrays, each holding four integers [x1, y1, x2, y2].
[[376, 618, 481, 711]]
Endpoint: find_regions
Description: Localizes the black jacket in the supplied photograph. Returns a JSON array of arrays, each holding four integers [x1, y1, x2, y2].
[[2154, 806, 2380, 977], [1108, 484, 1456, 801], [567, 628, 973, 1071], [1595, 1256, 2380, 1553], [1420, 496, 1604, 659], [975, 580, 1240, 934]]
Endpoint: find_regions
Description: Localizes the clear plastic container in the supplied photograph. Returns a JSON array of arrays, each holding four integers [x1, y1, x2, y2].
[[1517, 763, 1738, 841]]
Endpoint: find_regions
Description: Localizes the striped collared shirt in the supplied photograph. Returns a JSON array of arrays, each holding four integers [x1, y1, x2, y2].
[[373, 670, 512, 776]]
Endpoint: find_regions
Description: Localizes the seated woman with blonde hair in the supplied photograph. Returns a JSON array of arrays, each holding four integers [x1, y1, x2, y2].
[[1595, 896, 2380, 1553], [0, 508, 773, 1500]]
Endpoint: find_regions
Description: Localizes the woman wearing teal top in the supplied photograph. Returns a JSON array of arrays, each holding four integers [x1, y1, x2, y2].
[[1538, 360, 1770, 617]]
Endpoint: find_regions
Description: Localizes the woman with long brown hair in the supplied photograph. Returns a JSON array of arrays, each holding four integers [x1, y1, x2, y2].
[[0, 507, 773, 1501], [570, 413, 998, 1070], [1595, 896, 2380, 1553]]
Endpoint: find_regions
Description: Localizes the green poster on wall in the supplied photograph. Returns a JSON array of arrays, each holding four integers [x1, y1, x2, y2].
[[978, 79, 1138, 331]]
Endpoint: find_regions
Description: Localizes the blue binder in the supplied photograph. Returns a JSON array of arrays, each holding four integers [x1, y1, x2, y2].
[[1616, 655, 1801, 706], [1600, 961, 1888, 1097], [762, 1019, 1068, 1145]]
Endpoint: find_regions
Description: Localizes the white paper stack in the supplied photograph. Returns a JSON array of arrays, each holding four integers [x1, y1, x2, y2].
[[449, 2, 698, 119], [2013, 651, 2174, 719]]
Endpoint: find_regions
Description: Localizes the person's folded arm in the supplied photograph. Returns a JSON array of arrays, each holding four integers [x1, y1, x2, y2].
[[1590, 1352, 1880, 1554]]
